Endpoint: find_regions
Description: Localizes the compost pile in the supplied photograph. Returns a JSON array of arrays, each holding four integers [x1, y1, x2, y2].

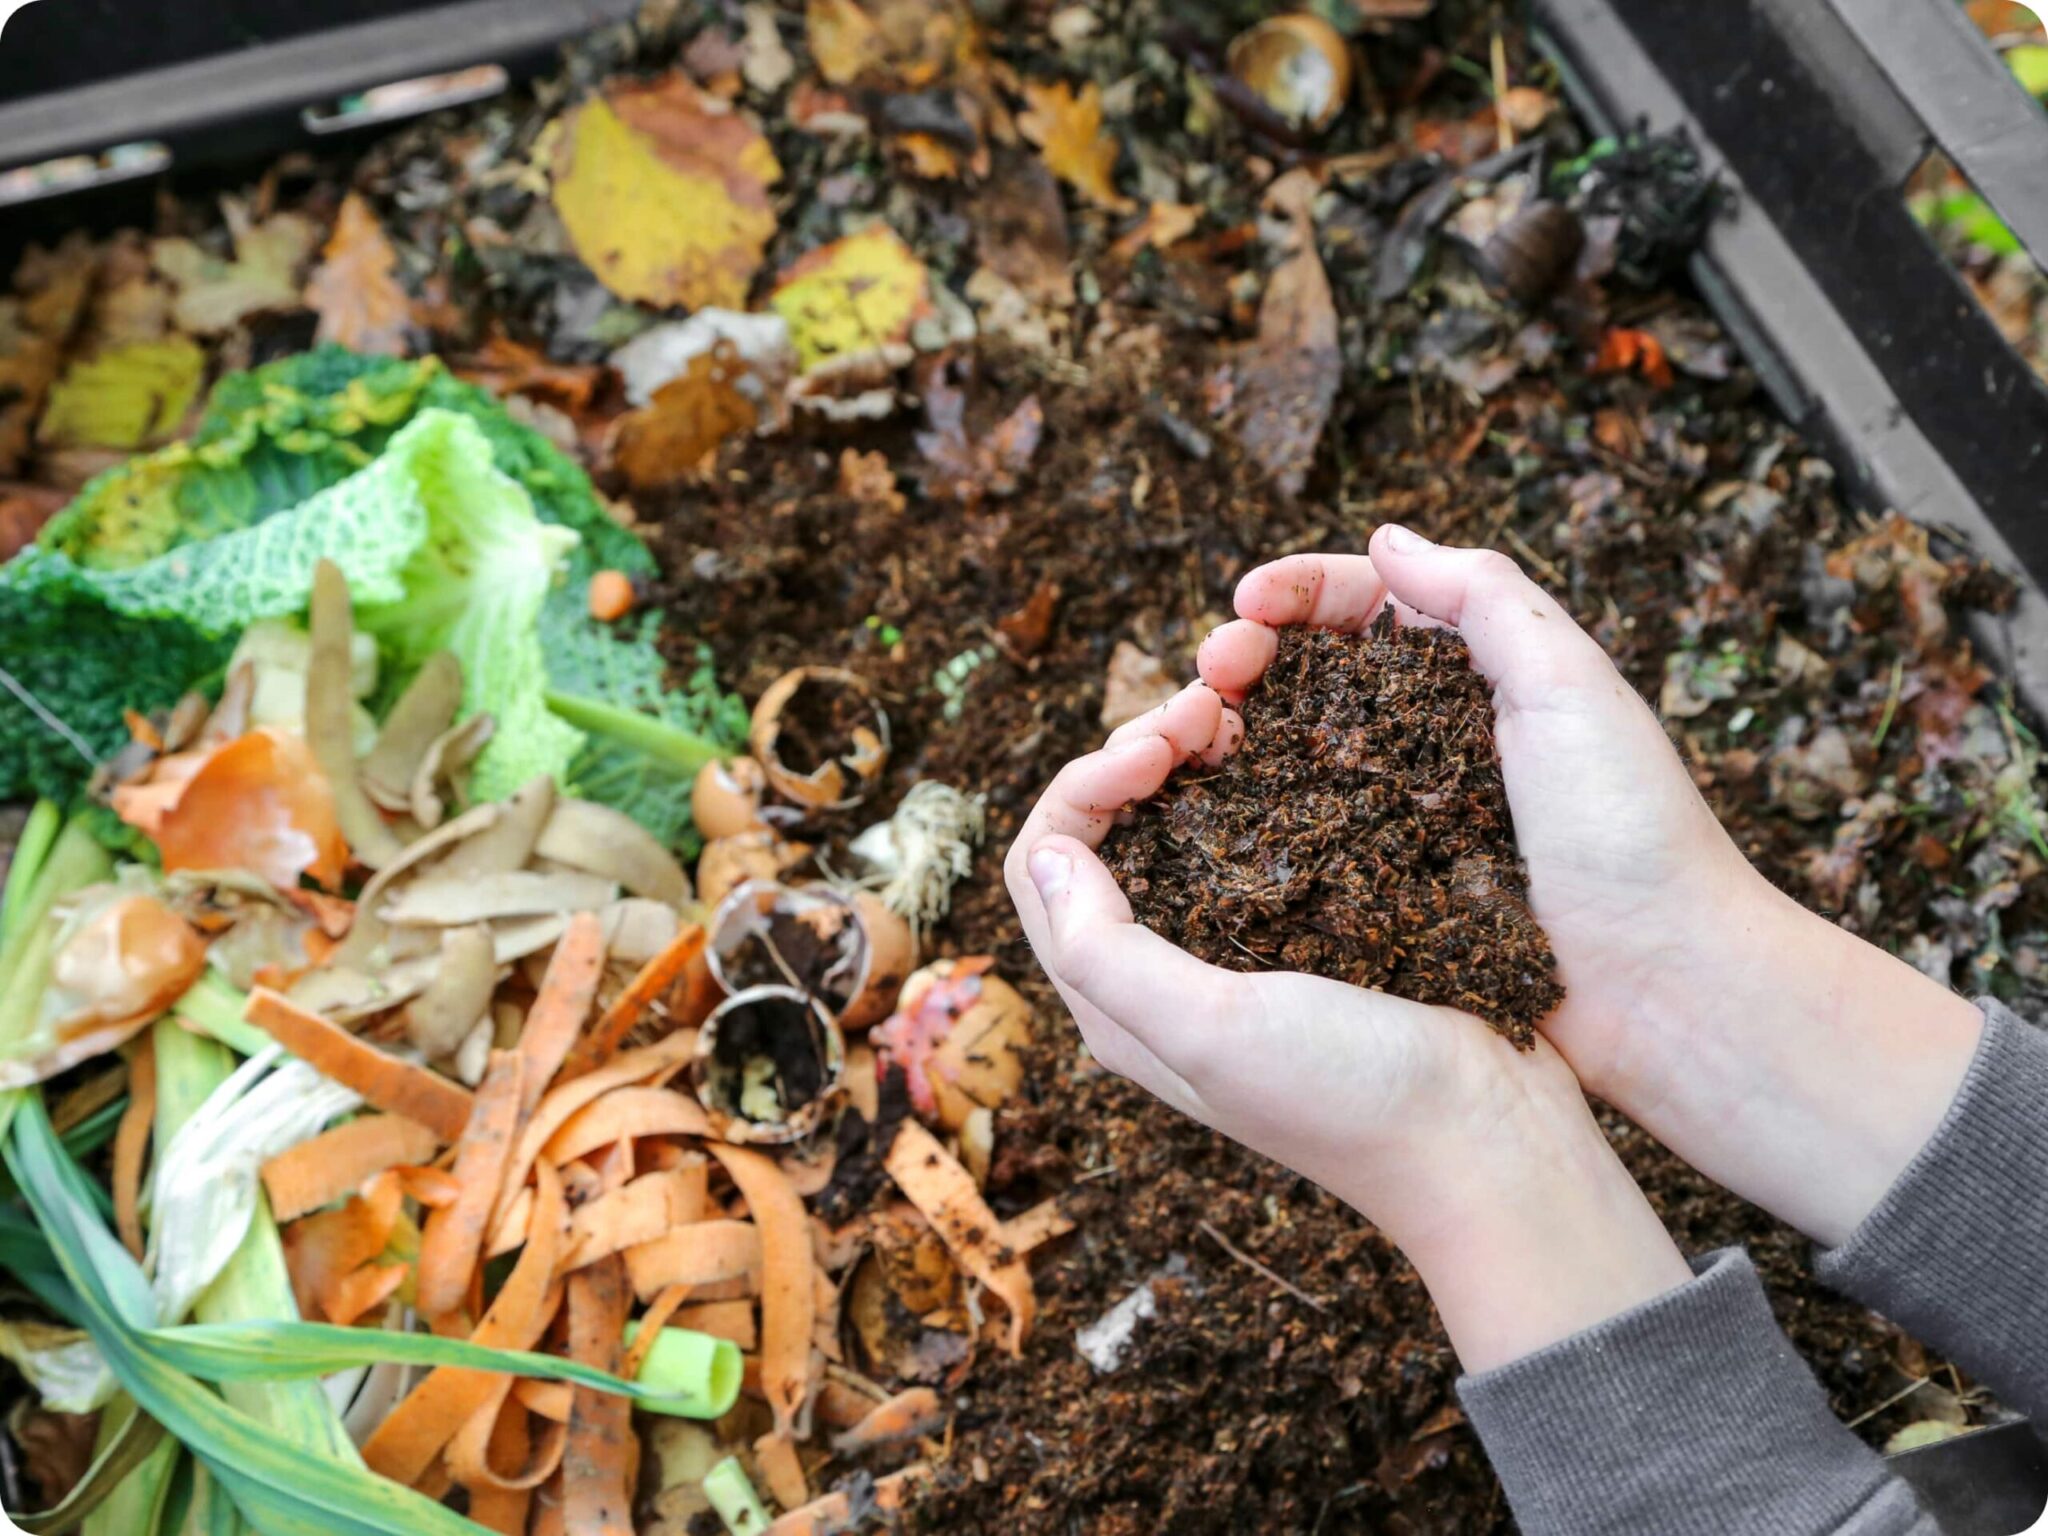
[[0, 0, 2044, 1530], [1102, 619, 1562, 1044]]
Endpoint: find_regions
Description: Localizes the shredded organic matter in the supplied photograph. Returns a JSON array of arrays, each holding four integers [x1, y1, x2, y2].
[[1102, 618, 1563, 1043]]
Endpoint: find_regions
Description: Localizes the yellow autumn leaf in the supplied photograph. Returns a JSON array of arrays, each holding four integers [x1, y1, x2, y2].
[[152, 206, 319, 334], [304, 194, 411, 356], [807, 0, 886, 85], [769, 224, 933, 372], [38, 338, 206, 450], [553, 72, 782, 312], [1019, 80, 1134, 213]]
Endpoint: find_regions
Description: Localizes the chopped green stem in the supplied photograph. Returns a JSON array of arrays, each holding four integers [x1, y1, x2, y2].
[[544, 691, 729, 776], [705, 1456, 773, 1535], [2, 800, 62, 943], [170, 971, 268, 1057], [623, 1321, 745, 1418]]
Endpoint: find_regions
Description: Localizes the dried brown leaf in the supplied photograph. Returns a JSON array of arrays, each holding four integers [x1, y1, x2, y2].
[[305, 194, 411, 356]]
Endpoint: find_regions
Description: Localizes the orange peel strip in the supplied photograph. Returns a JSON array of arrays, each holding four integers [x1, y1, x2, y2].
[[556, 922, 707, 1082], [541, 1085, 710, 1168], [709, 1145, 814, 1440], [514, 911, 608, 1115], [245, 988, 473, 1141], [360, 1162, 568, 1486], [564, 1168, 704, 1270], [489, 1030, 699, 1237], [884, 1120, 1035, 1355], [261, 1113, 441, 1223], [765, 1464, 932, 1536], [563, 1254, 636, 1536], [415, 1050, 525, 1319], [112, 1036, 156, 1260], [622, 1219, 762, 1301]]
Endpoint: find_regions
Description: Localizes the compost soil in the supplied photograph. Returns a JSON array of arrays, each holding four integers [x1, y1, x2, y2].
[[1099, 618, 1563, 1044], [647, 340, 2003, 1532]]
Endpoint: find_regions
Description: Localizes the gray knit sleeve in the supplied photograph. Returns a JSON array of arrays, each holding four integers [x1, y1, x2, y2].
[[1816, 998, 2048, 1422], [1457, 1249, 1937, 1536]]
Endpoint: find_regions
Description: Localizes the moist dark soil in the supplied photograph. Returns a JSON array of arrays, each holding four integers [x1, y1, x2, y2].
[[1100, 617, 1563, 1044], [647, 337, 2006, 1532]]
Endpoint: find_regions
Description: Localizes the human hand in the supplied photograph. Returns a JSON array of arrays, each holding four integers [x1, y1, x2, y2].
[[1200, 527, 1983, 1247], [1004, 682, 1692, 1371]]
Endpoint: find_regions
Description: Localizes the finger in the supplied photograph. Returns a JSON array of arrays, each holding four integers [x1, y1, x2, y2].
[[1014, 736, 1175, 852], [1024, 834, 1246, 1072], [1197, 707, 1244, 767], [1233, 554, 1390, 631], [1196, 619, 1278, 702], [1366, 526, 1608, 705], [1104, 680, 1225, 759]]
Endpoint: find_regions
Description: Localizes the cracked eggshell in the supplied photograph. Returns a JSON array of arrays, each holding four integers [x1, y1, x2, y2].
[[691, 756, 770, 841], [839, 890, 915, 1030], [748, 666, 891, 812], [695, 831, 811, 910], [690, 983, 846, 1146]]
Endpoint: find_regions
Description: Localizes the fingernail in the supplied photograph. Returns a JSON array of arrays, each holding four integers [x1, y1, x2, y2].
[[1028, 847, 1071, 900], [1381, 524, 1431, 554]]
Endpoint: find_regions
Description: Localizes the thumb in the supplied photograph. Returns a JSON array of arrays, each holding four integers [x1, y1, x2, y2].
[[1025, 834, 1245, 1071], [1367, 525, 1609, 705]]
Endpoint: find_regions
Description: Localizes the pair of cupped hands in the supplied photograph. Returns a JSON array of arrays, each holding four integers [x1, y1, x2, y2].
[[1005, 526, 1984, 1372]]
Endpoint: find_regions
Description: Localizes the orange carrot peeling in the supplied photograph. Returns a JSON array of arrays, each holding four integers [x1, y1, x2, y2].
[[515, 912, 608, 1114], [623, 1219, 762, 1300], [556, 923, 707, 1082], [709, 1145, 814, 1440], [765, 1465, 932, 1536], [415, 1050, 525, 1319], [246, 987, 473, 1140], [489, 1030, 699, 1233], [361, 1163, 569, 1486], [563, 1254, 636, 1536], [621, 1282, 692, 1380], [262, 1113, 441, 1223], [564, 1168, 703, 1270], [830, 1386, 945, 1454], [885, 1120, 1035, 1355], [112, 1036, 156, 1259], [323, 1261, 409, 1328], [541, 1085, 709, 1168]]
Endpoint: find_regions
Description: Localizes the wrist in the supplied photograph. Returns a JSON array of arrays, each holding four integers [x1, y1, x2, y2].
[[1596, 870, 1982, 1248], [1358, 1053, 1694, 1374]]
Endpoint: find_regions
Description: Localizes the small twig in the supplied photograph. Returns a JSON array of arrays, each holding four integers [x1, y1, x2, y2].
[[1871, 656, 1906, 749], [0, 662, 99, 764], [1502, 525, 1563, 583], [1198, 1220, 1329, 1312], [1223, 932, 1280, 969], [1073, 1162, 1120, 1184], [1490, 30, 1514, 153], [1845, 1375, 1930, 1430]]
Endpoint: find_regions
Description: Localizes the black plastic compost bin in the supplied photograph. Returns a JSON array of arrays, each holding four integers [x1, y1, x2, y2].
[[3, 0, 2047, 1529]]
